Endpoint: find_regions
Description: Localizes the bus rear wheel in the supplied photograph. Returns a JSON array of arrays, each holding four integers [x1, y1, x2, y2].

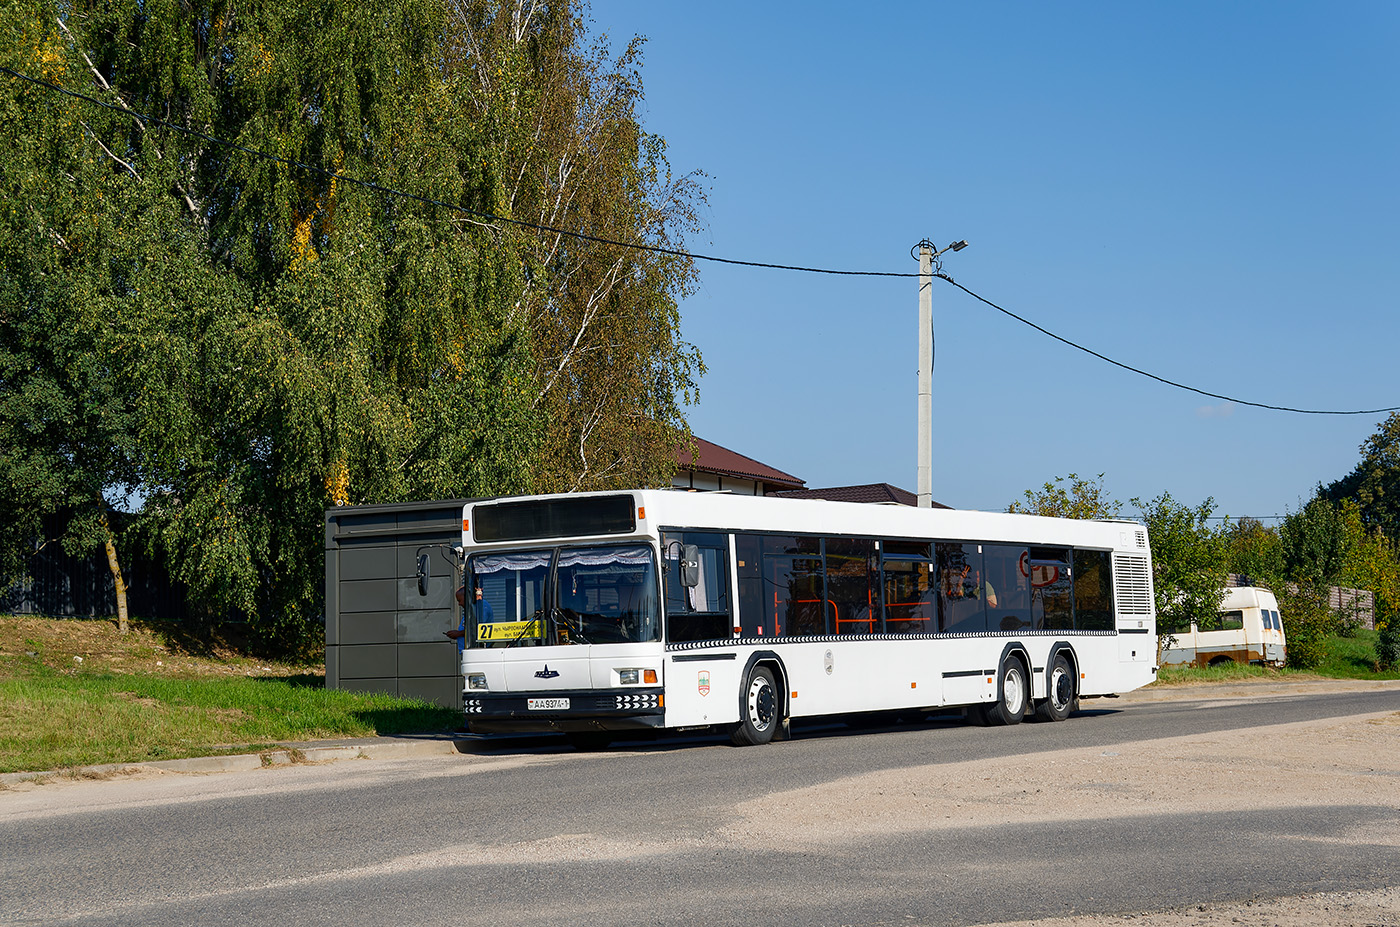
[[1034, 653, 1077, 722], [979, 656, 1028, 726], [732, 666, 779, 746]]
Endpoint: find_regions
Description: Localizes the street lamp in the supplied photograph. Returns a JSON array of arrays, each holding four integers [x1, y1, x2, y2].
[[916, 238, 968, 508]]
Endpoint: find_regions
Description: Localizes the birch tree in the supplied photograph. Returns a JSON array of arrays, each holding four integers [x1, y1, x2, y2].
[[446, 0, 705, 492]]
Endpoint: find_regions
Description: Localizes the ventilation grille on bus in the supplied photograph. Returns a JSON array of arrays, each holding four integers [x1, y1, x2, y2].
[[1135, 530, 1147, 549], [1114, 554, 1153, 616]]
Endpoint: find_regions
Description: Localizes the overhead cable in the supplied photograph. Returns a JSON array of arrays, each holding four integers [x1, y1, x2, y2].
[[935, 274, 1399, 416], [4, 65, 1395, 416]]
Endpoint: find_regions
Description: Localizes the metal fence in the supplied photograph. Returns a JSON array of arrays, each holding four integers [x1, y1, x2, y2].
[[1, 529, 189, 621]]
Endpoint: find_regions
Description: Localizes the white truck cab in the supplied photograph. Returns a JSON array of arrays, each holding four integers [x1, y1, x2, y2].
[[1161, 586, 1286, 667]]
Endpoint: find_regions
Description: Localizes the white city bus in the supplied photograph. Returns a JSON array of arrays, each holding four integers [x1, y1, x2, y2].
[[450, 490, 1157, 747]]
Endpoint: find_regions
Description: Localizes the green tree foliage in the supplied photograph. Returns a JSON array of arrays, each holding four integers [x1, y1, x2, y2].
[[1006, 473, 1121, 519], [1, 0, 700, 651], [1279, 497, 1353, 588], [1273, 585, 1333, 669], [1130, 492, 1228, 638], [1323, 412, 1400, 540], [0, 0, 148, 624], [445, 1, 704, 492], [1221, 516, 1283, 585], [1275, 498, 1361, 662]]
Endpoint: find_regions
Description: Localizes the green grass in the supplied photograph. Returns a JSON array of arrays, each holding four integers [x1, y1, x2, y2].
[[0, 655, 462, 775], [1154, 660, 1282, 685], [1154, 628, 1400, 686], [1312, 628, 1400, 680]]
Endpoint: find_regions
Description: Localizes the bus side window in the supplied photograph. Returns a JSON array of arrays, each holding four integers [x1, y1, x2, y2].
[[1028, 546, 1073, 631], [827, 537, 877, 636], [937, 542, 986, 633], [881, 540, 934, 634], [663, 531, 731, 643], [1072, 549, 1114, 631], [733, 534, 822, 637], [984, 544, 1031, 631]]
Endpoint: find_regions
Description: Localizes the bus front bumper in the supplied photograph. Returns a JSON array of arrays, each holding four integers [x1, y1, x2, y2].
[[464, 688, 665, 733]]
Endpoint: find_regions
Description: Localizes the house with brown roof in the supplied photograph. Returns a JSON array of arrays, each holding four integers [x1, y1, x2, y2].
[[673, 436, 805, 496], [675, 437, 949, 508]]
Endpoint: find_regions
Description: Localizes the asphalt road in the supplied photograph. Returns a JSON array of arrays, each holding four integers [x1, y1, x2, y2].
[[3, 688, 1398, 927]]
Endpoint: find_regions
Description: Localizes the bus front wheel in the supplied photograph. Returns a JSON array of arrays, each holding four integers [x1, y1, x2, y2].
[[732, 666, 779, 746], [979, 656, 1028, 726]]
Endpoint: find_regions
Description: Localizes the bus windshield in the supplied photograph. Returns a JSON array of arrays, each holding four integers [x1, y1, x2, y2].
[[468, 544, 660, 648]]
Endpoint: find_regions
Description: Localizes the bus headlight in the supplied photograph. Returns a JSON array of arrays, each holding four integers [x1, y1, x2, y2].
[[616, 668, 658, 685], [467, 673, 488, 690]]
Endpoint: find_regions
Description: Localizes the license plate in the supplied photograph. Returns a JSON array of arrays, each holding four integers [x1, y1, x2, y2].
[[528, 698, 570, 711]]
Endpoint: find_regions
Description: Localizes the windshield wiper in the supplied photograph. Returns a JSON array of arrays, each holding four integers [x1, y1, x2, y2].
[[554, 607, 591, 644], [504, 609, 546, 649]]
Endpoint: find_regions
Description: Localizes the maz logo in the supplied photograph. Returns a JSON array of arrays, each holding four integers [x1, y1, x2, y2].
[[534, 665, 561, 679]]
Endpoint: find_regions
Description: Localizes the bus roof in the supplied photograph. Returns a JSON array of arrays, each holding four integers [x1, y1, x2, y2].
[[462, 489, 1150, 554]]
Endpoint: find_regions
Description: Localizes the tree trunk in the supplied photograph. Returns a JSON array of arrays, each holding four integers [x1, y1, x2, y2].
[[101, 517, 129, 635]]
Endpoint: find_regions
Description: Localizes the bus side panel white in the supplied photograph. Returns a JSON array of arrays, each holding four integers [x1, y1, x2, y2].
[[1075, 637, 1122, 697], [785, 641, 939, 718], [936, 638, 994, 707], [663, 656, 741, 728]]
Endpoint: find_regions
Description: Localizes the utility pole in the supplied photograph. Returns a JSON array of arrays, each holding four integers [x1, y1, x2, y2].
[[915, 238, 967, 509], [917, 242, 933, 508]]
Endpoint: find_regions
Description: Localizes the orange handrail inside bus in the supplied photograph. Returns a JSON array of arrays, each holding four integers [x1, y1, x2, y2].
[[794, 597, 839, 631]]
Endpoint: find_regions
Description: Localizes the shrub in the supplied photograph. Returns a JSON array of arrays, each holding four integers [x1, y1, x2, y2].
[[1377, 619, 1400, 671], [1279, 586, 1333, 670]]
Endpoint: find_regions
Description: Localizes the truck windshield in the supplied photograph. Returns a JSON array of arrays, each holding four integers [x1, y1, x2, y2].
[[468, 544, 660, 648]]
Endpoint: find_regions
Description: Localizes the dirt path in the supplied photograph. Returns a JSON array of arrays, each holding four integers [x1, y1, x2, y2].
[[727, 709, 1400, 846]]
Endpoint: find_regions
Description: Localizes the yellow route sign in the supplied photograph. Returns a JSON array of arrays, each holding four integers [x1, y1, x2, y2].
[[476, 619, 543, 642]]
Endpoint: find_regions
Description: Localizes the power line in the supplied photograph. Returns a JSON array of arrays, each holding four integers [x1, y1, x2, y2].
[[935, 274, 1400, 416], [1204, 515, 1287, 521], [0, 66, 917, 279], [4, 64, 1396, 416]]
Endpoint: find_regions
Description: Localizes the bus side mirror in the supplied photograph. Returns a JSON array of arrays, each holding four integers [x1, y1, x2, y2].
[[416, 553, 431, 597], [680, 545, 700, 588]]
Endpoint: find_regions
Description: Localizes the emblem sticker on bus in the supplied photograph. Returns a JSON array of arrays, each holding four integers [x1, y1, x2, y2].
[[697, 670, 710, 696]]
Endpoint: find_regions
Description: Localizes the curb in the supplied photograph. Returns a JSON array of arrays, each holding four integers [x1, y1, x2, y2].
[[0, 734, 474, 788], [1123, 676, 1400, 703]]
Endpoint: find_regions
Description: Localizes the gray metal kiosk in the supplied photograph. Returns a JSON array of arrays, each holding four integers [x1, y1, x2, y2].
[[324, 498, 479, 709]]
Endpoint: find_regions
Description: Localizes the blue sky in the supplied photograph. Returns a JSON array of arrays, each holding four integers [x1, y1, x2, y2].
[[586, 2, 1399, 519]]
